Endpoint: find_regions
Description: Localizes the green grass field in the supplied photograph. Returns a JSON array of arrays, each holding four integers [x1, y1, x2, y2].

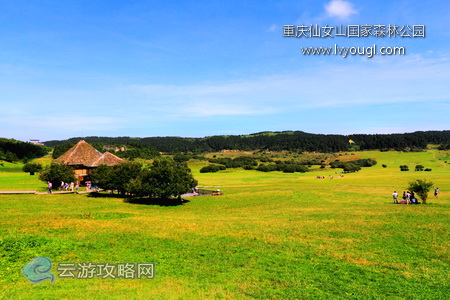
[[1, 150, 449, 299]]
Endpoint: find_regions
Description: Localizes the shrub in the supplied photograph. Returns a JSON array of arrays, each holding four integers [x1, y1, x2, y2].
[[342, 163, 361, 172], [282, 164, 296, 173], [256, 165, 270, 172], [199, 165, 225, 173], [415, 165, 425, 171], [173, 153, 191, 163]]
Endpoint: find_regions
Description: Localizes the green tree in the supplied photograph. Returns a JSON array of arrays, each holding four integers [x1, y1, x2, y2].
[[39, 164, 76, 189], [131, 159, 198, 199], [110, 162, 143, 195], [89, 164, 115, 191], [22, 162, 43, 175], [91, 162, 142, 195], [407, 179, 434, 204]]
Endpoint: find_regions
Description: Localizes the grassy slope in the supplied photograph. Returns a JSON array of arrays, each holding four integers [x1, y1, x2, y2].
[[0, 150, 449, 299], [0, 155, 53, 191]]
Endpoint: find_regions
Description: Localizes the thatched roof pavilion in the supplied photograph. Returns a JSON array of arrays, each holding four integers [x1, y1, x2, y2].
[[54, 140, 124, 183], [54, 140, 124, 167]]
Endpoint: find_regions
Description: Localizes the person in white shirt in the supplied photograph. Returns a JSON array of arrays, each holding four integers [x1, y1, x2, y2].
[[392, 191, 398, 204]]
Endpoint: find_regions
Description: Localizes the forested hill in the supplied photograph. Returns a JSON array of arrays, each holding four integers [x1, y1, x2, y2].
[[0, 138, 49, 162], [44, 130, 450, 153]]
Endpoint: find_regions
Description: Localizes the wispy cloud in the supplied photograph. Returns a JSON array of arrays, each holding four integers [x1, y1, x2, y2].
[[127, 55, 450, 115], [268, 24, 278, 32], [324, 0, 358, 20], [2, 55, 449, 140]]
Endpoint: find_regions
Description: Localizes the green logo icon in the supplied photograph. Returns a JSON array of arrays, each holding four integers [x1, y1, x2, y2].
[[22, 257, 55, 284]]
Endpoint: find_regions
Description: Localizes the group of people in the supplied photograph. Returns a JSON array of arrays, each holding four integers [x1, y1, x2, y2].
[[316, 175, 344, 179], [391, 187, 439, 204], [392, 191, 419, 204], [60, 181, 78, 192], [46, 180, 80, 194]]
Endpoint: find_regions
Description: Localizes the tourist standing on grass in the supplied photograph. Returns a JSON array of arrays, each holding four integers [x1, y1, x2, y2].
[[434, 187, 439, 198], [47, 181, 52, 194], [60, 181, 65, 191], [406, 191, 411, 204], [69, 182, 74, 191], [392, 191, 398, 204]]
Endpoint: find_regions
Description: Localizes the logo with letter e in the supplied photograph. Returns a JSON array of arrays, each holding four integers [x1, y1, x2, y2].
[[22, 257, 55, 284]]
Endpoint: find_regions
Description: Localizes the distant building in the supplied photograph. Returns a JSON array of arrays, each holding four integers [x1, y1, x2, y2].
[[103, 145, 128, 152], [30, 139, 44, 146], [54, 140, 124, 183]]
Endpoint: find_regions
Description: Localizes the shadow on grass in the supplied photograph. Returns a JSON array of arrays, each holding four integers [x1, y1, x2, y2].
[[87, 192, 189, 206], [124, 197, 189, 206]]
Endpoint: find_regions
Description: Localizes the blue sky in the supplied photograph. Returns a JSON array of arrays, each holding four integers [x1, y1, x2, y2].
[[1, 0, 449, 141]]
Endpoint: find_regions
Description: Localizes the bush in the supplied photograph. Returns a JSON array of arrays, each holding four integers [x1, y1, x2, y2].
[[199, 165, 225, 173], [173, 153, 191, 163], [415, 165, 424, 171], [282, 164, 296, 173], [208, 156, 257, 169], [342, 163, 361, 172], [256, 164, 270, 172]]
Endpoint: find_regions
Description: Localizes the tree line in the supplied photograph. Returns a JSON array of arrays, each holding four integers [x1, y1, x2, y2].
[[44, 130, 450, 154], [0, 138, 49, 163]]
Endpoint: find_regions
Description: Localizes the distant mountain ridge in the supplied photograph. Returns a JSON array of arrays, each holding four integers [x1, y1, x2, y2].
[[43, 130, 450, 153]]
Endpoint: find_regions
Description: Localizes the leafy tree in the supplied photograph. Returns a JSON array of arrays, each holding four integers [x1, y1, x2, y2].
[[22, 162, 43, 175], [407, 179, 434, 204], [90, 162, 142, 195], [139, 159, 198, 199], [89, 164, 115, 191], [110, 162, 143, 195], [91, 159, 197, 200], [39, 164, 76, 189]]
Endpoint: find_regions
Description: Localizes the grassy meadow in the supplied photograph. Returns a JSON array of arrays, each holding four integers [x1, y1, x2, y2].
[[0, 150, 449, 299]]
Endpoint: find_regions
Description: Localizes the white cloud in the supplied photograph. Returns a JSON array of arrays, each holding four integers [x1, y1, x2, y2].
[[324, 0, 358, 20], [127, 55, 450, 116], [2, 55, 449, 140], [268, 24, 278, 32]]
